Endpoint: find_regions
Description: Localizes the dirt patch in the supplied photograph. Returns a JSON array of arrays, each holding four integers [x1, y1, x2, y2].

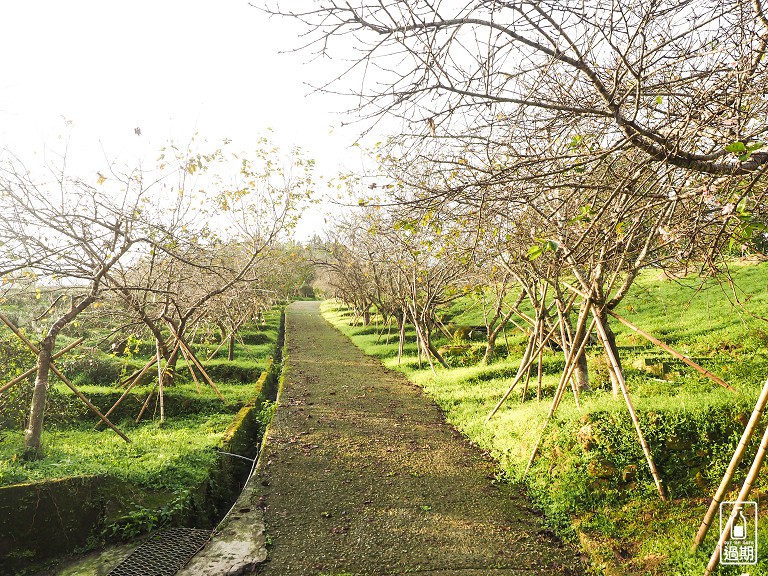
[[254, 301, 585, 575]]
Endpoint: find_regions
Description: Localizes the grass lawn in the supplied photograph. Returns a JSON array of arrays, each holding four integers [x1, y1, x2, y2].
[[0, 307, 283, 491]]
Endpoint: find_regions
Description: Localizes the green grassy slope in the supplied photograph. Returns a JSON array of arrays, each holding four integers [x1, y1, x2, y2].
[[322, 260, 768, 576]]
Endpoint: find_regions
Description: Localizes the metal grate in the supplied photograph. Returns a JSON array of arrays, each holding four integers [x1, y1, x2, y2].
[[107, 528, 212, 576]]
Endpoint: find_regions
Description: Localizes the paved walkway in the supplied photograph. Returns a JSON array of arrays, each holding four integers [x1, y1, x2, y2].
[[251, 301, 584, 575]]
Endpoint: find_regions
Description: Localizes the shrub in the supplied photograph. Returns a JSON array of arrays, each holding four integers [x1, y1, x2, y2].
[[528, 392, 760, 524], [202, 360, 261, 384], [59, 348, 124, 387]]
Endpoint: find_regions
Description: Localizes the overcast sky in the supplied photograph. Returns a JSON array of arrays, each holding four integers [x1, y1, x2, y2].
[[0, 1, 387, 236]]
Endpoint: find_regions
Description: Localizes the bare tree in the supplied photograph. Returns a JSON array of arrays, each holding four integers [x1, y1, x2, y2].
[[266, 0, 768, 175], [0, 150, 149, 456]]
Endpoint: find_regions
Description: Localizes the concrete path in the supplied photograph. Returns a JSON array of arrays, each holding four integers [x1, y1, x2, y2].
[[250, 301, 584, 575]]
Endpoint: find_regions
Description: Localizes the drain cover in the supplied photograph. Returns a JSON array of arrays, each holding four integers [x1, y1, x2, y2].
[[107, 528, 212, 576]]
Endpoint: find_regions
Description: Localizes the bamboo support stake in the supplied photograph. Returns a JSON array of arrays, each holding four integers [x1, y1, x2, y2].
[[692, 373, 768, 551], [524, 316, 599, 475], [506, 316, 533, 337], [179, 343, 203, 395], [521, 359, 533, 402], [703, 415, 768, 575], [206, 313, 248, 361], [165, 322, 227, 403], [95, 350, 165, 429], [417, 332, 422, 368], [592, 305, 665, 500], [136, 383, 157, 423], [0, 312, 130, 443], [605, 308, 735, 392], [560, 280, 734, 393], [556, 305, 581, 410], [54, 369, 131, 442], [536, 344, 544, 401], [123, 354, 159, 391], [156, 339, 165, 423], [180, 337, 226, 402], [517, 331, 537, 402], [486, 318, 562, 421], [118, 354, 158, 388], [408, 304, 437, 375], [97, 373, 143, 429], [525, 357, 574, 476], [0, 338, 84, 395]]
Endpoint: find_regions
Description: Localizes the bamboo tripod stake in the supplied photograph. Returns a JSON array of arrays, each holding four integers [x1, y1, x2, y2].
[[486, 318, 563, 421], [592, 304, 666, 500], [205, 312, 249, 361], [703, 412, 768, 575], [605, 308, 734, 392], [97, 354, 158, 428], [136, 383, 157, 423], [165, 321, 227, 403], [179, 343, 203, 395], [156, 339, 165, 423], [692, 374, 768, 552], [524, 317, 596, 475], [0, 338, 83, 395], [118, 353, 158, 388], [556, 306, 582, 411], [0, 312, 130, 443]]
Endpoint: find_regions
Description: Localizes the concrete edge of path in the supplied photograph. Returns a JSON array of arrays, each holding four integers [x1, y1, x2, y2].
[[176, 459, 270, 576], [177, 378, 287, 574], [178, 310, 293, 575]]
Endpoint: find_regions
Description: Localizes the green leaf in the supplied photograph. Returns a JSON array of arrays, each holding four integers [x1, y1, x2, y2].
[[527, 244, 544, 260], [725, 141, 747, 154], [569, 135, 583, 149]]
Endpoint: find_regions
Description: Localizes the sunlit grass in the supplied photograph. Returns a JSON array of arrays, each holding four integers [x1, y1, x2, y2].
[[320, 261, 768, 575], [0, 413, 229, 489], [0, 307, 283, 489]]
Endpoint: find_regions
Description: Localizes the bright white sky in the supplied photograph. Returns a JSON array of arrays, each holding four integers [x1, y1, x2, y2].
[[0, 1, 389, 237]]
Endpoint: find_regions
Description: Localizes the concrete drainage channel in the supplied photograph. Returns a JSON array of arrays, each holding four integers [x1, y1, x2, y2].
[[14, 313, 285, 576], [105, 529, 212, 576], [105, 313, 285, 576]]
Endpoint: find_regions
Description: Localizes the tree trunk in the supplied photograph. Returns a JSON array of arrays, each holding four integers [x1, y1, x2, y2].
[[163, 319, 186, 386], [228, 334, 235, 361], [24, 340, 54, 457], [575, 351, 590, 391], [569, 301, 592, 392], [165, 345, 181, 386], [483, 322, 502, 365], [397, 309, 406, 365], [482, 331, 497, 365], [595, 306, 622, 397], [24, 293, 96, 457], [422, 316, 449, 369]]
